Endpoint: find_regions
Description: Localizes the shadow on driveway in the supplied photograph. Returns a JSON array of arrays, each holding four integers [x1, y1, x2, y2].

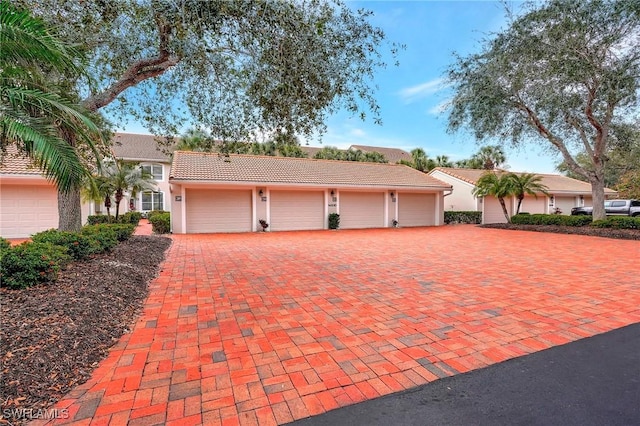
[[291, 323, 640, 426]]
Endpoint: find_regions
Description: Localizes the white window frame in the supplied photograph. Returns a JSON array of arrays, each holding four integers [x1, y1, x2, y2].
[[141, 191, 164, 211], [141, 164, 163, 181]]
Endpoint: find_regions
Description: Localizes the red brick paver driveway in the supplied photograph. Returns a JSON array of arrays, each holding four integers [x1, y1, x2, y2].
[[43, 226, 640, 425]]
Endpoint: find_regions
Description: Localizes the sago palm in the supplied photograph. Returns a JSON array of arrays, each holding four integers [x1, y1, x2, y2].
[[0, 1, 102, 191]]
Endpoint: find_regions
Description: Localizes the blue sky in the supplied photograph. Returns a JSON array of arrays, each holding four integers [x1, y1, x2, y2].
[[121, 1, 562, 173]]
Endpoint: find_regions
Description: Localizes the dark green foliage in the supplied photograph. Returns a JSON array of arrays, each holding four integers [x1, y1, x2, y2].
[[0, 237, 11, 252], [510, 214, 592, 226], [87, 215, 111, 225], [444, 211, 482, 224], [328, 213, 340, 229], [591, 217, 640, 230], [80, 225, 118, 253], [149, 212, 170, 234], [0, 242, 71, 289], [106, 224, 136, 241], [120, 211, 142, 225], [146, 210, 169, 220], [31, 229, 93, 260]]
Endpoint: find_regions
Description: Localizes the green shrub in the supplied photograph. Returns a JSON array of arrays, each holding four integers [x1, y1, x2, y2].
[[591, 217, 640, 229], [510, 214, 592, 226], [0, 237, 11, 252], [120, 211, 142, 225], [0, 242, 71, 289], [81, 225, 118, 253], [107, 224, 136, 241], [149, 212, 170, 234], [328, 213, 340, 230], [444, 211, 482, 224], [147, 210, 169, 220], [87, 215, 112, 225], [31, 229, 93, 260]]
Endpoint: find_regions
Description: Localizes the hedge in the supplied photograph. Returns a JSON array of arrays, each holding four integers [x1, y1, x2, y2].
[[81, 225, 119, 252], [444, 211, 482, 224], [149, 212, 170, 234], [31, 229, 93, 260], [591, 217, 640, 230], [0, 242, 71, 289], [87, 211, 142, 225], [510, 214, 592, 226]]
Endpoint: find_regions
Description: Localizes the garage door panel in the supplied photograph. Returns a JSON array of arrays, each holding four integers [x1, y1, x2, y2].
[[340, 192, 384, 229], [0, 184, 58, 238], [483, 197, 511, 224], [521, 196, 546, 214], [399, 193, 435, 227], [186, 189, 252, 233], [271, 191, 324, 231]]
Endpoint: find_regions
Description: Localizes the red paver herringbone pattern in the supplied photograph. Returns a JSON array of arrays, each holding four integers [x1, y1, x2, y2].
[[39, 226, 640, 425]]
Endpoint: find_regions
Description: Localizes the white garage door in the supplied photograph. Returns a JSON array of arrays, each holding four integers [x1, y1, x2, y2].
[[483, 197, 512, 224], [398, 193, 435, 227], [555, 196, 577, 215], [186, 189, 252, 233], [0, 184, 58, 238], [340, 192, 385, 229], [520, 195, 547, 214], [270, 191, 324, 231]]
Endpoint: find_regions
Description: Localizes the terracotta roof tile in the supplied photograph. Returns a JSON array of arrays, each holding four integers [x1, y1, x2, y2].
[[349, 145, 413, 163], [170, 151, 451, 189], [111, 133, 175, 162], [0, 146, 43, 175], [430, 167, 616, 194]]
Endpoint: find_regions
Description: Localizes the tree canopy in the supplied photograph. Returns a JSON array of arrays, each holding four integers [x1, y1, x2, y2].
[[0, 1, 103, 191], [18, 0, 397, 230], [447, 0, 640, 220]]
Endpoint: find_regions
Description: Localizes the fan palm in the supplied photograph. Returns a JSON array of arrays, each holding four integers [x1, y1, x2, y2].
[[509, 173, 550, 214], [0, 1, 102, 191], [472, 172, 515, 222]]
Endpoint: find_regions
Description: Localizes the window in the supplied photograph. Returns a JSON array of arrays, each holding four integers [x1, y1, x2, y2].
[[141, 164, 163, 180], [141, 191, 164, 211], [611, 201, 626, 207], [631, 200, 640, 207]]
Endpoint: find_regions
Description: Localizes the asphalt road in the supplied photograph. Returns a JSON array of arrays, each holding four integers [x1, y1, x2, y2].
[[291, 323, 640, 426]]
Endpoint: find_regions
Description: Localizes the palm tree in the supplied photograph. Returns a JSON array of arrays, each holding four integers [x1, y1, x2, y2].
[[434, 155, 453, 168], [471, 145, 507, 170], [472, 172, 515, 223], [409, 148, 435, 172], [85, 160, 157, 220], [0, 1, 103, 191], [509, 173, 550, 214]]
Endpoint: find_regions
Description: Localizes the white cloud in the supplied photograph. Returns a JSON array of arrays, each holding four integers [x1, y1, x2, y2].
[[399, 78, 450, 103], [427, 98, 452, 116], [349, 128, 367, 138]]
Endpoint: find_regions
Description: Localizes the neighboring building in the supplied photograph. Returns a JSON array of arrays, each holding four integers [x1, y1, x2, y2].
[[349, 145, 413, 163], [429, 167, 617, 224], [169, 152, 452, 233], [108, 133, 175, 216], [299, 144, 413, 163]]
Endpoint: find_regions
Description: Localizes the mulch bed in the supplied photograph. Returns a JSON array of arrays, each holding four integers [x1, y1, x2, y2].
[[0, 235, 171, 425], [481, 223, 640, 240]]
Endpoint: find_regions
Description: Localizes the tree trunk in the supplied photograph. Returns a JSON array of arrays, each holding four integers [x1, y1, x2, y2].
[[516, 196, 524, 215], [590, 169, 607, 221], [499, 197, 511, 223], [58, 187, 82, 231]]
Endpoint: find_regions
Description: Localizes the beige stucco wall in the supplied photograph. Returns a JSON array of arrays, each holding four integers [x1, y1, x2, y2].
[[429, 170, 478, 211]]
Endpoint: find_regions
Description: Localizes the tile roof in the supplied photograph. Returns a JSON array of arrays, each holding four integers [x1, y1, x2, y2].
[[349, 145, 413, 163], [430, 167, 616, 194], [0, 146, 44, 175], [170, 151, 452, 189], [111, 133, 175, 162]]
